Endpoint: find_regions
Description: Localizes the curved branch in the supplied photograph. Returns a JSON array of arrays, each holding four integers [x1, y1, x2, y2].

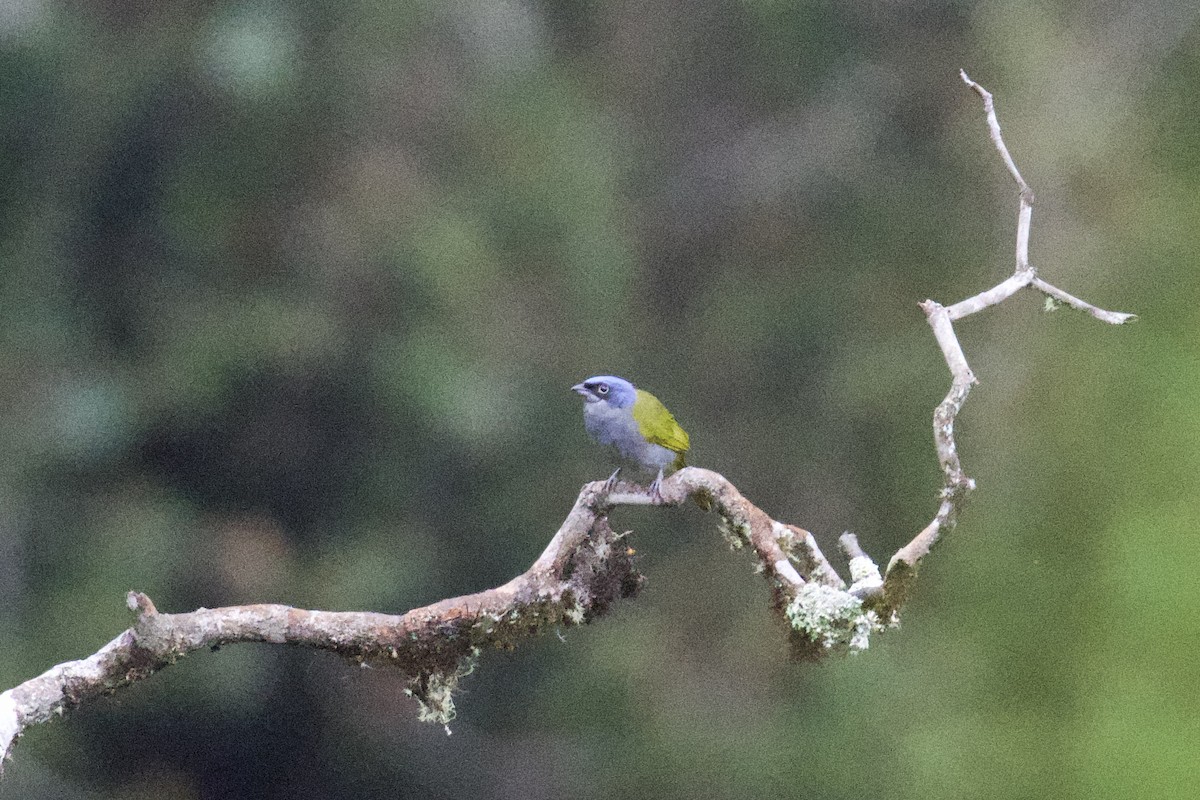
[[0, 74, 1137, 772], [0, 468, 881, 767]]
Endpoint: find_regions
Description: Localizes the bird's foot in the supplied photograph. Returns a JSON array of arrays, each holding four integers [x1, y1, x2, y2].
[[603, 467, 622, 494], [648, 468, 666, 504]]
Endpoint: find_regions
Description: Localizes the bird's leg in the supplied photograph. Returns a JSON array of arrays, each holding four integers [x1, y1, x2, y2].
[[648, 468, 665, 503], [604, 467, 622, 493]]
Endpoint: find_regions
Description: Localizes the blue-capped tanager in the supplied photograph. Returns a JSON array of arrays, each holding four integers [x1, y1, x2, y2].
[[571, 375, 689, 501]]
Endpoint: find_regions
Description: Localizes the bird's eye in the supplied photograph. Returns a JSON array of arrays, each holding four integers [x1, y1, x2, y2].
[[597, 384, 609, 395]]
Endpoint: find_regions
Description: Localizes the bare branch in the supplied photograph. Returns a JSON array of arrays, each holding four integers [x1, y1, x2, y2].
[[838, 533, 884, 599], [880, 73, 1137, 615], [943, 269, 1034, 321], [0, 468, 881, 767], [0, 74, 1138, 772], [959, 70, 1031, 198], [1031, 277, 1138, 324], [959, 69, 1034, 271], [922, 299, 979, 383]]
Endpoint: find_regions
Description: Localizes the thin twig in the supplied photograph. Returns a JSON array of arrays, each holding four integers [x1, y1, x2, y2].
[[0, 74, 1138, 772], [1031, 277, 1137, 324], [879, 73, 1136, 615], [959, 69, 1035, 270], [959, 70, 1031, 198]]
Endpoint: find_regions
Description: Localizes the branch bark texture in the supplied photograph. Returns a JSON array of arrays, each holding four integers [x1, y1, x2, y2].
[[1, 469, 879, 765], [0, 73, 1135, 770], [882, 72, 1136, 608]]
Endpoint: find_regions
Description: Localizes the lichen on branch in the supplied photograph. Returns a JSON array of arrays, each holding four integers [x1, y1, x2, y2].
[[0, 73, 1136, 772]]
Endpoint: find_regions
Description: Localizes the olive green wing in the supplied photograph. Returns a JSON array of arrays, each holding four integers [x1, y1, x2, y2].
[[632, 389, 690, 467]]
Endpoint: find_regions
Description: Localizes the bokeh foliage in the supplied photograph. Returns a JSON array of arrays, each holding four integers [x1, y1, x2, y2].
[[1, 1, 1196, 798]]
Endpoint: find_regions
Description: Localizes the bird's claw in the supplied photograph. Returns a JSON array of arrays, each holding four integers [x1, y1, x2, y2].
[[603, 468, 622, 494], [648, 468, 666, 504]]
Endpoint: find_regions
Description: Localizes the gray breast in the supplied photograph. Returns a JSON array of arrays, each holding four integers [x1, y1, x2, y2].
[[582, 403, 676, 472]]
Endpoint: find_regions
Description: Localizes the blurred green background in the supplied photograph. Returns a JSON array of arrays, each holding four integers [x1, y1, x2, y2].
[[1, 1, 1195, 798]]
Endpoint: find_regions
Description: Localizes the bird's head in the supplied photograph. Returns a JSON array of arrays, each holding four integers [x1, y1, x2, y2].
[[571, 375, 637, 409]]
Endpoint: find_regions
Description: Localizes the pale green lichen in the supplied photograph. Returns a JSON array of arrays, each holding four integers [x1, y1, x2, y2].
[[806, 561, 842, 587], [716, 516, 750, 550], [772, 524, 844, 589], [405, 650, 479, 729], [847, 555, 881, 586], [847, 554, 884, 599], [785, 584, 881, 654], [408, 674, 457, 726], [563, 598, 586, 626]]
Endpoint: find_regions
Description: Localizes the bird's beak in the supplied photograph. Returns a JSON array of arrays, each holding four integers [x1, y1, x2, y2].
[[572, 383, 597, 402]]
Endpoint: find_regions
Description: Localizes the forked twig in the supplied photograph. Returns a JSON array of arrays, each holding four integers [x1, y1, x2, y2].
[[878, 71, 1136, 614], [0, 73, 1136, 770]]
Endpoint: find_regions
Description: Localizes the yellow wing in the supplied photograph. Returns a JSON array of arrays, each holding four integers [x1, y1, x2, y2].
[[632, 388, 690, 467]]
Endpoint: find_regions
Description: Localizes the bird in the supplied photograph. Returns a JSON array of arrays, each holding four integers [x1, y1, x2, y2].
[[571, 375, 689, 502]]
